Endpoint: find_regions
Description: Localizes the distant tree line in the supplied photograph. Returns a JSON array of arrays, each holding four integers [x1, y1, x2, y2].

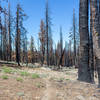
[[0, 0, 79, 68], [1, 0, 100, 86]]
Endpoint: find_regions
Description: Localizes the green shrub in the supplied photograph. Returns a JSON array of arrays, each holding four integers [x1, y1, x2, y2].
[[20, 71, 30, 76], [66, 78, 70, 81], [58, 78, 65, 82], [2, 67, 13, 74], [66, 72, 70, 75], [36, 82, 44, 88], [32, 73, 40, 79], [16, 77, 23, 82], [2, 75, 8, 80]]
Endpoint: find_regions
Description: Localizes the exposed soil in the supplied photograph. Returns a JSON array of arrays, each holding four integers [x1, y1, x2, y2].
[[0, 63, 100, 100]]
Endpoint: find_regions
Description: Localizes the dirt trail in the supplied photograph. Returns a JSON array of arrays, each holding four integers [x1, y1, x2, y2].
[[0, 65, 100, 100], [41, 77, 57, 100], [17, 67, 100, 100]]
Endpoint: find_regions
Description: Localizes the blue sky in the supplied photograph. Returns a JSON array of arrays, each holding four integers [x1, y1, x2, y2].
[[4, 0, 79, 48]]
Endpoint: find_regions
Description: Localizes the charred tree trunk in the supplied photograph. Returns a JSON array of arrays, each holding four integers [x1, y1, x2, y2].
[[78, 0, 92, 82], [92, 0, 100, 86], [73, 8, 76, 66], [16, 5, 20, 66], [89, 0, 94, 83], [8, 3, 12, 61], [46, 0, 49, 66]]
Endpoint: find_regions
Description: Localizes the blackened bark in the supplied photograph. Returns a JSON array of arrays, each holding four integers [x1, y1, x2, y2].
[[78, 0, 92, 82]]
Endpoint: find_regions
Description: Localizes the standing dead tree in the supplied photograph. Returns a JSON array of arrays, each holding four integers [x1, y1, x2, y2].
[[39, 20, 46, 65], [16, 4, 20, 66], [45, 0, 49, 66], [8, 2, 13, 61], [45, 0, 53, 66], [15, 3, 27, 66], [78, 0, 92, 82], [89, 0, 94, 83], [91, 0, 100, 86], [59, 26, 63, 66]]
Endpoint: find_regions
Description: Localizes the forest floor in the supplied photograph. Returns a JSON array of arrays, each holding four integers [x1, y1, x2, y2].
[[0, 62, 100, 100]]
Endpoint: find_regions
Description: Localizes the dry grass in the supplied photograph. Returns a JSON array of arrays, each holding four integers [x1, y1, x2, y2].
[[0, 64, 99, 100]]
